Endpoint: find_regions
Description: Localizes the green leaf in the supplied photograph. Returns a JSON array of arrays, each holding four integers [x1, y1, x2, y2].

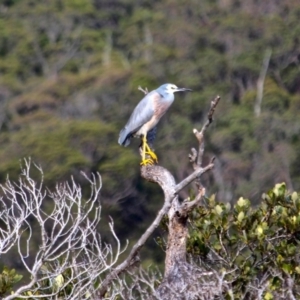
[[237, 197, 248, 207], [52, 274, 64, 292], [273, 183, 286, 197], [256, 225, 264, 236], [237, 211, 245, 222], [215, 205, 223, 215], [12, 274, 22, 284], [292, 191, 298, 203], [209, 194, 216, 207], [225, 202, 231, 211], [282, 263, 292, 274], [264, 292, 273, 300]]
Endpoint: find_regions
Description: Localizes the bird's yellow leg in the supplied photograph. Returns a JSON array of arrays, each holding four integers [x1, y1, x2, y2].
[[144, 142, 158, 163], [140, 136, 154, 166], [142, 136, 158, 163]]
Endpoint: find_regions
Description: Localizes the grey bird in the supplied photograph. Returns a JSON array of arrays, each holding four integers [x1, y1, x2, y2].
[[118, 83, 192, 165]]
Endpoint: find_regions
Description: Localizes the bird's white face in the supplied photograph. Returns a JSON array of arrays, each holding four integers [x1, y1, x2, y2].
[[166, 84, 178, 93]]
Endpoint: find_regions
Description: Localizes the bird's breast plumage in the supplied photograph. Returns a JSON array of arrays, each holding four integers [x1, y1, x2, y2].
[[153, 94, 174, 120]]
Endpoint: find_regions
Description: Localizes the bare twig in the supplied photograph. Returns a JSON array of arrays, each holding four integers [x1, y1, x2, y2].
[[180, 187, 206, 215], [193, 95, 220, 167], [138, 86, 149, 95], [175, 163, 214, 194], [186, 95, 220, 195]]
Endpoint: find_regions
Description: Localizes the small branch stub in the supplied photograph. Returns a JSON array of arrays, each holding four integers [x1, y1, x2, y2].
[[138, 86, 149, 95]]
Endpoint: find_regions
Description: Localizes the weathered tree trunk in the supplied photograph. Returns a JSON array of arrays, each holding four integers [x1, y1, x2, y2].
[[165, 200, 188, 275], [143, 170, 224, 300]]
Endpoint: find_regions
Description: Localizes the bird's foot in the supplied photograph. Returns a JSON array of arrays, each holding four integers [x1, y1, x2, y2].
[[145, 149, 158, 164], [140, 136, 158, 165], [140, 158, 155, 166]]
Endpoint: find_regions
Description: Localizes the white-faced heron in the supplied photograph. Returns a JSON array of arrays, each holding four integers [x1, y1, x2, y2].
[[118, 83, 192, 165]]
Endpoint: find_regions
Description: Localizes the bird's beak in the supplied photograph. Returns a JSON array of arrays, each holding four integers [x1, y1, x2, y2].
[[176, 87, 192, 92]]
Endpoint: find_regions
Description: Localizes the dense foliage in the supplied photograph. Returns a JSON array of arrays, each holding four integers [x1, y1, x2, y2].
[[0, 0, 299, 281], [188, 183, 300, 298]]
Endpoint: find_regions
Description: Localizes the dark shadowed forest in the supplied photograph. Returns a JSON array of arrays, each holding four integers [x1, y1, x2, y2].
[[0, 0, 300, 274]]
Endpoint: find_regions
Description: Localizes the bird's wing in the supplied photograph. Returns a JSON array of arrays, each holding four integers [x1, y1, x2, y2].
[[126, 91, 159, 131]]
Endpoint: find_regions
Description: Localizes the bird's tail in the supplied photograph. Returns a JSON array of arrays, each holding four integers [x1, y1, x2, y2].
[[118, 128, 131, 146]]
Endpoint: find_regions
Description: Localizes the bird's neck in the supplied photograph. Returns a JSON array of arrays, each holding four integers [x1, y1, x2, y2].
[[160, 92, 174, 102]]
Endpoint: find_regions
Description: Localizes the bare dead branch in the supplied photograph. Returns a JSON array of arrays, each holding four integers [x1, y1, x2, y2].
[[188, 148, 198, 170], [193, 95, 220, 167], [180, 187, 206, 215], [2, 159, 126, 300], [174, 163, 214, 194]]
